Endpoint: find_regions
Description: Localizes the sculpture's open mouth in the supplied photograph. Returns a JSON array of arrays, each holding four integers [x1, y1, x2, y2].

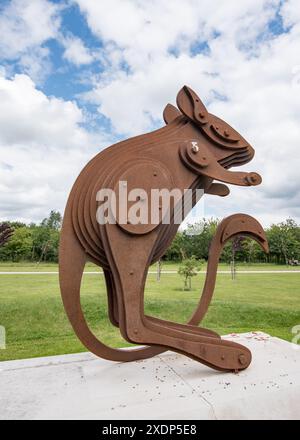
[[214, 142, 260, 186], [217, 149, 261, 186], [218, 147, 254, 169]]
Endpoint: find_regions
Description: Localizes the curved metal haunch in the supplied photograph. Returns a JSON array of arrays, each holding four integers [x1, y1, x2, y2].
[[59, 84, 269, 372]]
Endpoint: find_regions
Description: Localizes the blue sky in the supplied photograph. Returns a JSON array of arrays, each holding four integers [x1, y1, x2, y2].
[[0, 0, 300, 226], [43, 4, 101, 100]]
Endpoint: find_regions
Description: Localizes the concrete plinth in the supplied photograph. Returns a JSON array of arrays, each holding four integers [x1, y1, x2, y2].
[[1, 332, 299, 420]]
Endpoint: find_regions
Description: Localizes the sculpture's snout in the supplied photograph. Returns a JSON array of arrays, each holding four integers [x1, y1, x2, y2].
[[180, 141, 262, 188]]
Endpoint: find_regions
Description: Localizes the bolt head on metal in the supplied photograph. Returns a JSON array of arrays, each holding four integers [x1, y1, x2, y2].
[[191, 144, 199, 154], [245, 172, 262, 186]]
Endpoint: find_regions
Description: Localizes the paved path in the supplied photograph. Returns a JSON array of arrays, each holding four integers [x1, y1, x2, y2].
[[0, 270, 299, 275], [1, 332, 299, 420]]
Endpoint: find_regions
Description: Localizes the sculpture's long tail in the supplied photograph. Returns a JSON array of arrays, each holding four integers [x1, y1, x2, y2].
[[59, 203, 165, 362], [188, 214, 269, 326]]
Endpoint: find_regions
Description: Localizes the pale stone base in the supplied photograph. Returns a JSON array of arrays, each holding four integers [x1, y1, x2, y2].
[[1, 332, 299, 420]]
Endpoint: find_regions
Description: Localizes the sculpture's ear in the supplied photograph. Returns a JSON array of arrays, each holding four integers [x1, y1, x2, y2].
[[163, 103, 181, 124], [176, 85, 209, 125]]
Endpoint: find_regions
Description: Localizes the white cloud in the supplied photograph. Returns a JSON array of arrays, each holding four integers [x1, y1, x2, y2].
[[0, 0, 61, 82], [0, 0, 60, 58], [0, 0, 299, 226], [76, 0, 283, 135], [0, 71, 109, 223], [62, 35, 95, 66], [281, 0, 300, 27], [74, 0, 300, 226], [83, 54, 221, 135]]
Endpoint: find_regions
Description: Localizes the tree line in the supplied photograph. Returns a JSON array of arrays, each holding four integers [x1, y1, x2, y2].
[[0, 212, 300, 264], [0, 211, 61, 263], [165, 218, 300, 265]]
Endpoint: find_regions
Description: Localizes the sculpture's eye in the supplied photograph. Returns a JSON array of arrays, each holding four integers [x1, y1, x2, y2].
[[210, 124, 240, 144]]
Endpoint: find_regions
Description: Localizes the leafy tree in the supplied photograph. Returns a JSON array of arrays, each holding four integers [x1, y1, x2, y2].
[[220, 241, 232, 263], [31, 225, 60, 263], [241, 238, 253, 263], [46, 229, 60, 262], [164, 232, 185, 261], [31, 211, 62, 262], [267, 219, 300, 264], [0, 227, 32, 261], [165, 218, 220, 262], [230, 235, 246, 279], [0, 223, 13, 247], [0, 211, 62, 262], [184, 218, 219, 260], [31, 226, 50, 262], [178, 256, 200, 291], [6, 221, 26, 229], [41, 210, 62, 230]]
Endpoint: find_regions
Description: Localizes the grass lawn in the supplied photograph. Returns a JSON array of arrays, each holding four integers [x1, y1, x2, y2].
[[0, 265, 299, 361], [0, 261, 299, 272]]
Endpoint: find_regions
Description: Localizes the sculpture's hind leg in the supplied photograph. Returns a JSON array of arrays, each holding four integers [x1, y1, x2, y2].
[[104, 265, 219, 337], [59, 206, 166, 362], [103, 269, 120, 327], [106, 226, 252, 372]]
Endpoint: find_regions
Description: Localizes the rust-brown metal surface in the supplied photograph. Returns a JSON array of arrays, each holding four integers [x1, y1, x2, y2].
[[59, 85, 269, 372]]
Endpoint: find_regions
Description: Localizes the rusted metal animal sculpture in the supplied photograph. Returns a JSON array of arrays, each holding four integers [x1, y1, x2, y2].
[[59, 85, 269, 372]]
